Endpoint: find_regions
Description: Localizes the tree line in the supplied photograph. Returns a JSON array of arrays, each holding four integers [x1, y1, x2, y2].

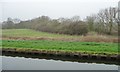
[[2, 7, 119, 35]]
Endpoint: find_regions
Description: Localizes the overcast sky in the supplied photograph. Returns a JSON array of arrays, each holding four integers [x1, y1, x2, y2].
[[0, 0, 119, 21]]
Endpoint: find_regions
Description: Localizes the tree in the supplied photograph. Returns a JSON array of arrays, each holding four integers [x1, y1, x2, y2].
[[93, 7, 118, 34], [70, 16, 81, 22], [86, 15, 96, 31], [2, 18, 14, 29]]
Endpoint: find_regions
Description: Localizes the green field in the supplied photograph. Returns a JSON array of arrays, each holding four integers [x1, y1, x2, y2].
[[2, 29, 118, 43], [2, 29, 79, 38], [1, 40, 118, 55]]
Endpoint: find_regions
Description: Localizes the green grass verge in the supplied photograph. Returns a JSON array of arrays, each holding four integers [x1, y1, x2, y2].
[[1, 40, 118, 55]]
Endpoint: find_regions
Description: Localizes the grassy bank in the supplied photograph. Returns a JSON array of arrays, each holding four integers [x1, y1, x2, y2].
[[1, 40, 118, 55]]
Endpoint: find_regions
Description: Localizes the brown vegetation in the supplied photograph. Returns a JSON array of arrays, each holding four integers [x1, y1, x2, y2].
[[2, 35, 118, 43]]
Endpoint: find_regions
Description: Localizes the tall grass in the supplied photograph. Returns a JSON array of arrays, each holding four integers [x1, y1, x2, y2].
[[2, 29, 118, 43]]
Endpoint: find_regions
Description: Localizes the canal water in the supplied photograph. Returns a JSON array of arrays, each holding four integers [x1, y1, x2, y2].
[[1, 56, 119, 70]]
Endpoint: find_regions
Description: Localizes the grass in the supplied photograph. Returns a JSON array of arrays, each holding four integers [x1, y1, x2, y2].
[[1, 29, 119, 55], [1, 40, 118, 55], [2, 29, 79, 38], [2, 29, 118, 43]]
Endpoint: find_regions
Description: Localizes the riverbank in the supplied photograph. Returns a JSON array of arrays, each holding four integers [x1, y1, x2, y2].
[[1, 39, 120, 62], [1, 29, 119, 61], [1, 39, 120, 61], [1, 48, 120, 62], [2, 50, 120, 65]]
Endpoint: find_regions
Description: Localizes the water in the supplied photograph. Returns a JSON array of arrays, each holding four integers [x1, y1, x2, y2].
[[1, 56, 119, 70]]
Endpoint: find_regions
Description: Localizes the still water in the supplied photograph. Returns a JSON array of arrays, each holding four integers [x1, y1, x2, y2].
[[1, 56, 119, 70]]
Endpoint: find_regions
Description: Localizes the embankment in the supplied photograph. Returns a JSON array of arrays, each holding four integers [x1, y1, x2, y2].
[[1, 48, 120, 62]]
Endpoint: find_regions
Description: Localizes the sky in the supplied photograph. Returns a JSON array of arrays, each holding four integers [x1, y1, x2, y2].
[[0, 0, 119, 21]]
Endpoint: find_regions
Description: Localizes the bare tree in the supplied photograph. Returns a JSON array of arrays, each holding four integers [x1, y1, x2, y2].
[[95, 7, 118, 34]]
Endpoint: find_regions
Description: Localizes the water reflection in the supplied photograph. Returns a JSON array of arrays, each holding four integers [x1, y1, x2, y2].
[[2, 52, 120, 65], [1, 56, 119, 70]]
